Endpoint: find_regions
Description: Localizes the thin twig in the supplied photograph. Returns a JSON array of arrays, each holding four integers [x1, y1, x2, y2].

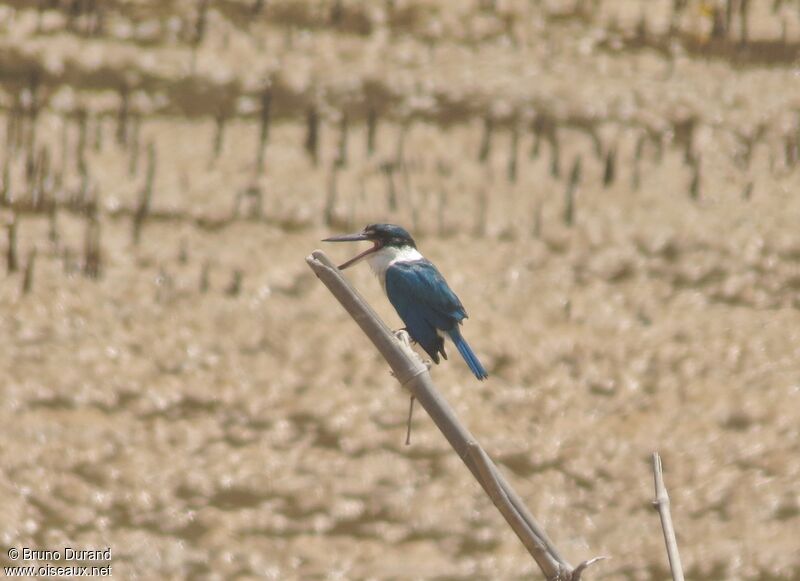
[[307, 250, 601, 581], [652, 452, 685, 581], [256, 88, 272, 172], [21, 246, 36, 296], [405, 396, 415, 446], [6, 214, 18, 274]]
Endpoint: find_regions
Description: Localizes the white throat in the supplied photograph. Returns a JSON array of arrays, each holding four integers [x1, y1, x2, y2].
[[367, 245, 423, 280]]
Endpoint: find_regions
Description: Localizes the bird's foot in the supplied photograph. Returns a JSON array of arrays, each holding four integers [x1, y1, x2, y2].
[[392, 329, 429, 371], [392, 328, 414, 346]]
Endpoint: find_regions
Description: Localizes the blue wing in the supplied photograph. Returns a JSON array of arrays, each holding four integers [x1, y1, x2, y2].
[[384, 260, 467, 363]]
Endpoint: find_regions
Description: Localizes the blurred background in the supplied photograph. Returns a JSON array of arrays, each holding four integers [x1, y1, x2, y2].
[[1, 0, 800, 579]]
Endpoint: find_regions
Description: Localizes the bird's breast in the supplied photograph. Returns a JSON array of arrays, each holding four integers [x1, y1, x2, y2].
[[367, 246, 424, 284]]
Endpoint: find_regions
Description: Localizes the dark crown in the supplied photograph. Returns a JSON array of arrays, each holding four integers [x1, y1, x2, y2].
[[364, 224, 416, 248]]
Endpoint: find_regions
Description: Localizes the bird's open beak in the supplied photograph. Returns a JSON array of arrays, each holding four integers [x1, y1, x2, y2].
[[322, 232, 370, 243], [322, 232, 381, 270]]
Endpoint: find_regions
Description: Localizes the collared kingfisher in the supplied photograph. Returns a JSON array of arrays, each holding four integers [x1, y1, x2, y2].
[[323, 223, 488, 380]]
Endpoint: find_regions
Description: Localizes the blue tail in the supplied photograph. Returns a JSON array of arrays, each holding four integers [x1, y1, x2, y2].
[[448, 329, 488, 380]]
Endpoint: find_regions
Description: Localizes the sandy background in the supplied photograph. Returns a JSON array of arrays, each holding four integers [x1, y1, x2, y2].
[[1, 0, 800, 579]]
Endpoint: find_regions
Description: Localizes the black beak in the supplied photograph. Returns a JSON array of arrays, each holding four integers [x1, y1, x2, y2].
[[322, 232, 370, 243], [322, 231, 381, 270]]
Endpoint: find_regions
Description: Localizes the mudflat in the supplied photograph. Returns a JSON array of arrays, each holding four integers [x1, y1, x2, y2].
[[1, 1, 799, 579]]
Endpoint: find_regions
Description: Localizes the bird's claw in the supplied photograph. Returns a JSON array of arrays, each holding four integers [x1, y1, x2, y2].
[[393, 328, 413, 346]]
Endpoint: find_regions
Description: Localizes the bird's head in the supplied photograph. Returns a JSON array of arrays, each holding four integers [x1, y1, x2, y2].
[[323, 223, 416, 269]]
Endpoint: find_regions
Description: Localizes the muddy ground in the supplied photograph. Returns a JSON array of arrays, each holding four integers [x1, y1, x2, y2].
[[1, 1, 800, 579]]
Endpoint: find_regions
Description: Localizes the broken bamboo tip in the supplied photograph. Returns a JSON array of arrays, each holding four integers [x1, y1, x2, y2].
[[652, 452, 685, 581]]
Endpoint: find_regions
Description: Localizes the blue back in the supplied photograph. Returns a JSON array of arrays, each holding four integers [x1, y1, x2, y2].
[[385, 259, 467, 362]]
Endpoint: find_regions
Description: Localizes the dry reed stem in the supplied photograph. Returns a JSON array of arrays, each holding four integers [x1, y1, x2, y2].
[[212, 110, 226, 161], [335, 112, 349, 168], [324, 165, 339, 227], [532, 199, 542, 238], [251, 0, 265, 16], [508, 125, 519, 182], [305, 106, 320, 166], [83, 213, 102, 279], [93, 115, 103, 151], [549, 128, 561, 178], [128, 113, 142, 176], [652, 452, 685, 581], [199, 260, 211, 293], [366, 108, 378, 156], [563, 156, 581, 226], [133, 142, 156, 245], [76, 108, 88, 174], [1, 154, 10, 206], [381, 162, 398, 212], [48, 203, 58, 246], [689, 155, 701, 200], [226, 269, 243, 296], [742, 180, 754, 200], [21, 246, 36, 295], [531, 118, 542, 159], [116, 84, 129, 146], [603, 145, 616, 187], [479, 115, 493, 163], [474, 188, 488, 237], [6, 214, 18, 273], [256, 88, 272, 172]]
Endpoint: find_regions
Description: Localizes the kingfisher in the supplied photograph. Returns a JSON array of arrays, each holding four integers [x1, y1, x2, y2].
[[323, 223, 488, 380]]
